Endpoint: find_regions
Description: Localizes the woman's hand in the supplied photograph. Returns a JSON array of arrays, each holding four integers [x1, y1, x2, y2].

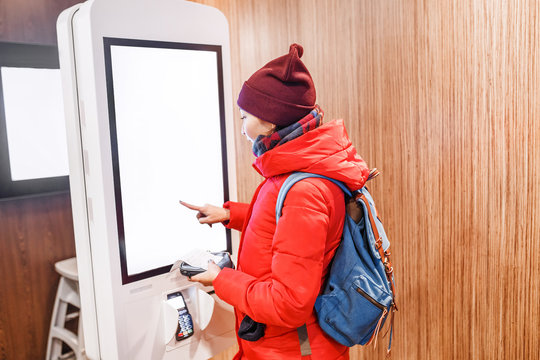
[[179, 201, 230, 227], [189, 261, 222, 286]]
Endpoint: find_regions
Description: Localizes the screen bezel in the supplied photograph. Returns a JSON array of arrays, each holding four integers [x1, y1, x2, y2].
[[0, 42, 69, 201], [103, 37, 231, 285]]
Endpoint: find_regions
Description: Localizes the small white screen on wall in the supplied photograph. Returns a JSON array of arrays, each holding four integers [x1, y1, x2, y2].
[[1, 67, 68, 181]]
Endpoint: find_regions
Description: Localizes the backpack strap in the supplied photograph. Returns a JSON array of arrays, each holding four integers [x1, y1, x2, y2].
[[276, 172, 349, 357], [276, 172, 351, 222], [356, 190, 397, 299], [296, 324, 312, 356], [356, 188, 398, 355]]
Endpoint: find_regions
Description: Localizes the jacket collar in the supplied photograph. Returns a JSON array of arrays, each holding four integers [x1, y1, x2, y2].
[[252, 119, 370, 191]]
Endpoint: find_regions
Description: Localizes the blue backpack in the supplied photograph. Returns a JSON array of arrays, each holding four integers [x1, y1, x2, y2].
[[276, 171, 397, 355]]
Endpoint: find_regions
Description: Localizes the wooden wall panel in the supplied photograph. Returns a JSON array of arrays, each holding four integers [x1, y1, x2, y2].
[[198, 0, 540, 359], [0, 0, 80, 45], [0, 194, 76, 360], [0, 1, 83, 359]]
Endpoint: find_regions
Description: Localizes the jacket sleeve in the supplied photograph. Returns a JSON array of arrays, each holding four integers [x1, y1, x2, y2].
[[213, 181, 332, 328], [222, 201, 250, 231]]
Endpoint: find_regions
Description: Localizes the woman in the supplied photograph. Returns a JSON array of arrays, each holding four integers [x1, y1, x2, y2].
[[181, 44, 369, 359]]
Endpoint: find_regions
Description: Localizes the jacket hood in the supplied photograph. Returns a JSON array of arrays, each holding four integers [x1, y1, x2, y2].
[[253, 119, 369, 191]]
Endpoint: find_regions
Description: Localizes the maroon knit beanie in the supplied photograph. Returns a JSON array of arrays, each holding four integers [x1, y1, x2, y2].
[[237, 43, 316, 127]]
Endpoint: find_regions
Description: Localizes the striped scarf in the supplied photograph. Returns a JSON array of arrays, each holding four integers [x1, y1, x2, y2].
[[252, 106, 324, 157]]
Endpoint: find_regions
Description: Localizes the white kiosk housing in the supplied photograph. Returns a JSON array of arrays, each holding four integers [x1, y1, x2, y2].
[[57, 0, 238, 358]]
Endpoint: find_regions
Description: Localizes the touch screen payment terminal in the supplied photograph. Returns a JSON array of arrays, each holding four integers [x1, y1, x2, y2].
[[167, 292, 194, 341]]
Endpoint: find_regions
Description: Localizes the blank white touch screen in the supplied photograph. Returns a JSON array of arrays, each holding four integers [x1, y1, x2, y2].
[[104, 38, 230, 284]]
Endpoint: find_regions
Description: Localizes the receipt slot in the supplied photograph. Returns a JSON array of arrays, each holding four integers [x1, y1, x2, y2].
[[57, 0, 238, 358]]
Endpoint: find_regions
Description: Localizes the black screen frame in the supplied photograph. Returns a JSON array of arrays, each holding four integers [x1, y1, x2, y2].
[[0, 42, 69, 201], [103, 37, 231, 285]]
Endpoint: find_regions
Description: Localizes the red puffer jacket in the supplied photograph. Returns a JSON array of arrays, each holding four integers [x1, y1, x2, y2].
[[213, 119, 369, 359]]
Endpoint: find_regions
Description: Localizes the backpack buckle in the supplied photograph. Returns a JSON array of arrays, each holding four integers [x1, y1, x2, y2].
[[383, 259, 393, 275], [375, 237, 383, 250]]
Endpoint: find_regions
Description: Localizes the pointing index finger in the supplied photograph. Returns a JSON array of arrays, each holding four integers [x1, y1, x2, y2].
[[179, 200, 202, 211]]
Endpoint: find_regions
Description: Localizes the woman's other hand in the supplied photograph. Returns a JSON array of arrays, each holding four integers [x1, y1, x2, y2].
[[179, 201, 230, 227], [188, 261, 222, 286]]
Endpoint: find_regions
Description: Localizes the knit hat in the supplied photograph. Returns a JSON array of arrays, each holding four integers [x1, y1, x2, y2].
[[237, 43, 316, 127]]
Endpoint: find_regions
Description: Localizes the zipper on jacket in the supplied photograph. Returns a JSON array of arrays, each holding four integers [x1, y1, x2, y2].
[[356, 286, 385, 311]]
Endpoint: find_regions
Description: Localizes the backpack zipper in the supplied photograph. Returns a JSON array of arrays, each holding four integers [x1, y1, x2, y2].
[[355, 287, 385, 311]]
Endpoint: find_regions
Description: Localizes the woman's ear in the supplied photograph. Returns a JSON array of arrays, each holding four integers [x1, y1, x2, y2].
[[265, 123, 277, 136], [258, 118, 277, 135]]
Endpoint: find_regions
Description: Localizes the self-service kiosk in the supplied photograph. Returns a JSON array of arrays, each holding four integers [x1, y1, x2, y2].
[[56, 0, 238, 358]]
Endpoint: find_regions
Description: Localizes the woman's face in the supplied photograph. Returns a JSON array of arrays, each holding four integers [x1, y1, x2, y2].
[[240, 109, 276, 143]]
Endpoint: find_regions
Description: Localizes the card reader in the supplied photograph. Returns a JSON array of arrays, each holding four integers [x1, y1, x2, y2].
[[179, 251, 234, 277], [166, 291, 194, 341]]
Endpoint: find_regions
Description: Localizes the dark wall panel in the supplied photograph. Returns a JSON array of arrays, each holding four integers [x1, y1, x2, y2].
[[0, 194, 75, 359]]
